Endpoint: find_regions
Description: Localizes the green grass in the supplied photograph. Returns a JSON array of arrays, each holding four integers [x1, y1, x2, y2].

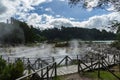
[[53, 76, 64, 80], [83, 70, 120, 80]]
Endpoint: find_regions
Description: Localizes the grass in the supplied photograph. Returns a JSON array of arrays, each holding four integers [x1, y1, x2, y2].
[[53, 76, 64, 80], [83, 70, 120, 80]]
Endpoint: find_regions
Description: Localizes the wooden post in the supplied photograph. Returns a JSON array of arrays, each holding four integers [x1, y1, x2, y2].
[[101, 56, 105, 68], [41, 61, 43, 78], [90, 58, 93, 70], [65, 56, 68, 66], [77, 55, 80, 73], [27, 58, 31, 74], [47, 66, 49, 80], [38, 58, 40, 69], [98, 54, 100, 79], [118, 53, 120, 72], [113, 55, 116, 64], [77, 55, 78, 61], [52, 57, 55, 62], [108, 55, 110, 64], [105, 53, 107, 58], [78, 60, 80, 73], [8, 57, 10, 63], [54, 62, 57, 79], [22, 57, 25, 65]]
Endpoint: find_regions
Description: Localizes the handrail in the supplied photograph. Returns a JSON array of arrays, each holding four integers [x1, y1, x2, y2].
[[16, 62, 56, 80]]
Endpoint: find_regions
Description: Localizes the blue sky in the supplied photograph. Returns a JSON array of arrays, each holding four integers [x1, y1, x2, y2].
[[33, 0, 110, 21], [0, 0, 120, 30]]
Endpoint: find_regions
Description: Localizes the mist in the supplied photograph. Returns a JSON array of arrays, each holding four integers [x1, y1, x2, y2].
[[0, 22, 25, 45], [0, 40, 95, 57]]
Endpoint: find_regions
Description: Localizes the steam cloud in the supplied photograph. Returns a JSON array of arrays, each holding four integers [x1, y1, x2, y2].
[[0, 23, 25, 44]]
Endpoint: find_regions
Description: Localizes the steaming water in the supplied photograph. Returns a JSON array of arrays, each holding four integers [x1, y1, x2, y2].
[[0, 40, 113, 60]]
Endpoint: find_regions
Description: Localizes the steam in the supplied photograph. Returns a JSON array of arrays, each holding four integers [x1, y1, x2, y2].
[[1, 40, 91, 58], [0, 22, 25, 44], [0, 40, 113, 64], [69, 40, 80, 54]]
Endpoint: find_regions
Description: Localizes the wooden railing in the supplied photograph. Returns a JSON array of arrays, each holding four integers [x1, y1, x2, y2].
[[16, 62, 57, 80], [1, 52, 120, 80]]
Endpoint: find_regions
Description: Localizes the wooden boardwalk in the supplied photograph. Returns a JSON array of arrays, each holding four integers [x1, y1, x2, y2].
[[15, 53, 120, 80]]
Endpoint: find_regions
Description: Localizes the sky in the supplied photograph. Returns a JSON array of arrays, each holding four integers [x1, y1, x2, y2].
[[0, 0, 120, 30]]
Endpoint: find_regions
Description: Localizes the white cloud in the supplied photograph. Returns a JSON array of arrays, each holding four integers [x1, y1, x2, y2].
[[49, 18, 73, 28], [82, 0, 120, 11], [0, 0, 20, 22], [69, 17, 76, 21], [31, 0, 46, 6], [25, 14, 54, 28], [59, 0, 65, 1], [56, 15, 61, 18], [80, 12, 120, 29], [27, 13, 42, 26], [32, 12, 120, 31], [45, 7, 54, 13], [0, 0, 120, 31], [0, 1, 7, 14], [84, 0, 99, 11], [0, 0, 51, 22]]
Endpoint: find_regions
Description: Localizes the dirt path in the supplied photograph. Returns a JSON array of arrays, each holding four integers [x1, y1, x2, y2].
[[61, 73, 93, 80]]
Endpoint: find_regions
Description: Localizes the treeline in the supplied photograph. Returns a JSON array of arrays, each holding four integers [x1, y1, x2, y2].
[[0, 18, 116, 45], [39, 27, 116, 41]]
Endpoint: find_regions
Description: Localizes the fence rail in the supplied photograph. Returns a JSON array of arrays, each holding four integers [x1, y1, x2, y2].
[[1, 52, 120, 80]]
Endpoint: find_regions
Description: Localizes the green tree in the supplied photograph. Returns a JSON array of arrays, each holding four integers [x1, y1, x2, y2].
[[10, 59, 24, 80], [0, 57, 6, 75], [110, 22, 120, 49]]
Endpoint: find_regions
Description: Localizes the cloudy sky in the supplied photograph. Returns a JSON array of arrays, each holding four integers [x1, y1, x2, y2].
[[0, 0, 120, 30]]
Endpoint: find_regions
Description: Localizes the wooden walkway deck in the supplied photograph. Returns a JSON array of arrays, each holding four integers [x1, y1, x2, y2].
[[15, 53, 120, 80]]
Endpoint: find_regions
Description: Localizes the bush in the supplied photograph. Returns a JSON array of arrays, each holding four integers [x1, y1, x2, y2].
[[111, 41, 120, 49], [0, 58, 24, 80]]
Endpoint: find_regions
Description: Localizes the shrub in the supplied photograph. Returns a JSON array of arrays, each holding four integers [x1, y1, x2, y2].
[[0, 57, 24, 80]]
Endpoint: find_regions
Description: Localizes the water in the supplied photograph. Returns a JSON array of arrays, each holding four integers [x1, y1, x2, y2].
[[0, 40, 114, 60]]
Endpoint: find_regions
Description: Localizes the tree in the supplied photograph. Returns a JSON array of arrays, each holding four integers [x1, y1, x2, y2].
[[110, 20, 120, 33], [40, 27, 115, 41], [69, 0, 120, 11], [110, 22, 120, 49], [0, 57, 6, 74]]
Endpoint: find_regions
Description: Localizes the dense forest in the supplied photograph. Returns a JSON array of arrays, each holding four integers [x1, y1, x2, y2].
[[39, 26, 115, 41], [0, 18, 116, 45]]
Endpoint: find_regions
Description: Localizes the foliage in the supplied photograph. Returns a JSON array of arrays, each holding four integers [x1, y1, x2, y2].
[[83, 70, 120, 80], [12, 19, 44, 44], [110, 21, 120, 49], [69, 0, 120, 11], [111, 41, 120, 49], [0, 57, 6, 74], [40, 27, 116, 41], [0, 57, 24, 80]]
